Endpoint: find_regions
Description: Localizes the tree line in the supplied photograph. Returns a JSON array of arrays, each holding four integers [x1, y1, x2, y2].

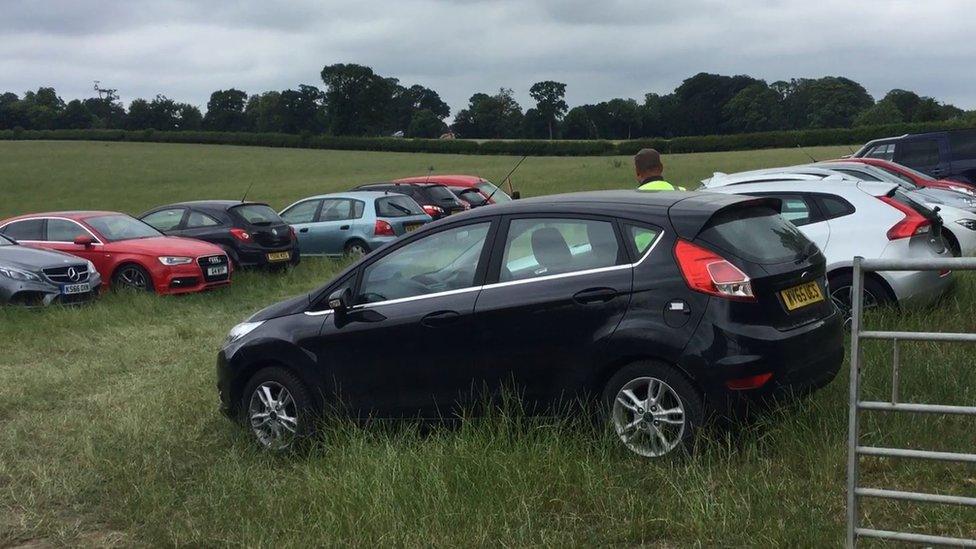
[[1, 64, 971, 140]]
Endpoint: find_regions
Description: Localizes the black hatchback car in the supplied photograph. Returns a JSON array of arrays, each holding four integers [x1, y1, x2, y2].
[[217, 190, 843, 456], [352, 182, 467, 219], [139, 201, 299, 268]]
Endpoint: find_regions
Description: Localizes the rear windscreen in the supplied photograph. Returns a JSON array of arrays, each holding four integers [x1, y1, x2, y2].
[[232, 204, 283, 225], [426, 185, 460, 202], [376, 195, 424, 217], [698, 206, 815, 264]]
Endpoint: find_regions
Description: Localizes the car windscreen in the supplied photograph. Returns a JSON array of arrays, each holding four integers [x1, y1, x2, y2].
[[882, 163, 935, 182], [376, 195, 424, 217], [232, 204, 284, 225], [698, 205, 815, 264], [85, 215, 162, 241], [0, 234, 13, 246], [476, 181, 511, 202]]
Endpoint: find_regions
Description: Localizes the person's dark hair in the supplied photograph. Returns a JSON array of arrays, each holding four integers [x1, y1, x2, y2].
[[634, 148, 663, 173]]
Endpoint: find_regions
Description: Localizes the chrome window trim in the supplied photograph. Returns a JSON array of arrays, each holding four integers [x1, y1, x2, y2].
[[0, 216, 104, 245], [303, 230, 664, 316]]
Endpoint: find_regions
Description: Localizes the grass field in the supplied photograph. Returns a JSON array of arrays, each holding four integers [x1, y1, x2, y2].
[[1, 141, 975, 547]]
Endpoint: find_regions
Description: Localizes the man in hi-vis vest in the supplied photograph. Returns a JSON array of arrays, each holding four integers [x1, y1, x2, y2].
[[635, 148, 685, 191]]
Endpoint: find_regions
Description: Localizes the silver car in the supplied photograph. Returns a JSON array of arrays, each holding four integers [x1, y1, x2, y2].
[[702, 176, 953, 312], [0, 233, 101, 306]]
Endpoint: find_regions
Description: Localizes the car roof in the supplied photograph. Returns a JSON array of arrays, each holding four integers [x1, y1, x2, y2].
[[393, 175, 485, 186], [164, 200, 271, 210], [293, 190, 405, 202], [358, 182, 446, 190], [1, 211, 121, 223], [706, 178, 897, 198]]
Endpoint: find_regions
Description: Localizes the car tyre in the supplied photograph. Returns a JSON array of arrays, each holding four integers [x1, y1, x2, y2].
[[344, 239, 369, 259], [241, 366, 316, 451], [602, 361, 703, 458], [112, 263, 154, 293], [828, 272, 890, 319]]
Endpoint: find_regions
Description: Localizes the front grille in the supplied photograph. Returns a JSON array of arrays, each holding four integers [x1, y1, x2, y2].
[[43, 264, 90, 284], [197, 255, 230, 283]]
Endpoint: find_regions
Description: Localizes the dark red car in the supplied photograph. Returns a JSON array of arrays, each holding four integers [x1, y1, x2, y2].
[[0, 211, 232, 295], [393, 175, 517, 204], [828, 158, 976, 196]]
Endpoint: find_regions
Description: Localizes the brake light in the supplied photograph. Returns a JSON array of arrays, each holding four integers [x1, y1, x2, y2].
[[230, 228, 251, 242], [374, 219, 395, 236], [422, 204, 444, 217], [878, 196, 930, 240], [674, 239, 755, 301]]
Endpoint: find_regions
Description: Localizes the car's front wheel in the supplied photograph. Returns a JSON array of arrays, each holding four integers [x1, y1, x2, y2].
[[603, 361, 703, 458], [241, 367, 315, 450], [112, 263, 154, 293]]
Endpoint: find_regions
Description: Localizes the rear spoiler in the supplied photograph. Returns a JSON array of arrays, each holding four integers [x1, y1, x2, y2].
[[667, 193, 782, 241]]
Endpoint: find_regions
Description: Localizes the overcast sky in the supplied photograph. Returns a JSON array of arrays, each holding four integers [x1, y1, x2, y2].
[[2, 0, 974, 116]]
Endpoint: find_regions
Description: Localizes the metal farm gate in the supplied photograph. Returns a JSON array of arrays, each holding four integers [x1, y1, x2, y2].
[[847, 256, 976, 547]]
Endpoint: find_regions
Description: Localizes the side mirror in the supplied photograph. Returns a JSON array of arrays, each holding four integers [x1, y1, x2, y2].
[[74, 235, 94, 248], [328, 287, 352, 313], [512, 191, 521, 200]]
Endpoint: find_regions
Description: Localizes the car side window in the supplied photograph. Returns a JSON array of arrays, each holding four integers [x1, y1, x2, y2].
[[817, 195, 856, 220], [1, 219, 45, 241], [500, 218, 622, 282], [280, 200, 320, 224], [142, 208, 186, 231], [358, 222, 491, 303], [46, 219, 90, 242], [895, 139, 941, 166], [865, 143, 895, 161], [625, 224, 661, 256], [186, 211, 221, 228], [352, 200, 365, 219], [319, 199, 355, 221]]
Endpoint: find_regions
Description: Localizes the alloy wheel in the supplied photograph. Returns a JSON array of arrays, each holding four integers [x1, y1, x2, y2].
[[612, 376, 686, 457], [346, 244, 367, 258], [830, 285, 878, 321], [117, 266, 149, 290], [247, 381, 299, 450]]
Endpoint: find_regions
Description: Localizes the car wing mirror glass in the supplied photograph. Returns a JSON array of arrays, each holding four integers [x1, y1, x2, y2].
[[511, 190, 521, 200]]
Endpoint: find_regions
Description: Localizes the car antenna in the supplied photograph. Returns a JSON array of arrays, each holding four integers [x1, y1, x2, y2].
[[424, 165, 434, 184], [796, 144, 818, 163], [240, 180, 256, 203], [486, 155, 527, 202]]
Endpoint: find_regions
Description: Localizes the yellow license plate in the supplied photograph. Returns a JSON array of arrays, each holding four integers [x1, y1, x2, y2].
[[267, 251, 291, 262], [780, 281, 824, 311], [405, 223, 421, 232]]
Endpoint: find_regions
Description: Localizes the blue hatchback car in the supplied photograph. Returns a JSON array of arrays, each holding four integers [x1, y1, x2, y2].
[[279, 191, 432, 257]]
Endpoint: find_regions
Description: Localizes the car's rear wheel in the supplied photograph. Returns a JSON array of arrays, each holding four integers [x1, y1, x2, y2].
[[828, 272, 890, 319], [242, 367, 315, 450], [603, 361, 703, 458], [112, 264, 153, 293], [344, 239, 369, 259]]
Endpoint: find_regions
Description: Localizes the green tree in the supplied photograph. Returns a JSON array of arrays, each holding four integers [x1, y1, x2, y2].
[[670, 73, 760, 135], [83, 89, 126, 129], [722, 83, 784, 132], [278, 85, 327, 133], [451, 89, 523, 139], [529, 80, 568, 139], [561, 106, 599, 139], [784, 77, 873, 128], [59, 99, 94, 129], [204, 88, 248, 131], [320, 63, 396, 135], [244, 91, 284, 133], [176, 104, 203, 130], [853, 100, 904, 126], [406, 109, 446, 138], [20, 87, 65, 129]]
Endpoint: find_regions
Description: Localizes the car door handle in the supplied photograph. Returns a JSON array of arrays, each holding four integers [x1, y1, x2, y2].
[[340, 225, 350, 230], [299, 227, 309, 233], [573, 287, 618, 304], [421, 310, 461, 327]]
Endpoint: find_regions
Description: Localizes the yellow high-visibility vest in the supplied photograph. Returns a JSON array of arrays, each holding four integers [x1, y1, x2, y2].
[[637, 180, 685, 191]]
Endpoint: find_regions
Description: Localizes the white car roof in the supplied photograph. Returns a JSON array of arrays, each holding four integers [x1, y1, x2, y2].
[[704, 178, 898, 198], [701, 169, 853, 189]]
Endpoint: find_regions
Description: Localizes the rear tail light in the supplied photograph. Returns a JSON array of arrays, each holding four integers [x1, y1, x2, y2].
[[878, 196, 930, 240], [674, 239, 755, 301], [374, 219, 395, 236], [230, 228, 251, 242], [422, 204, 445, 217]]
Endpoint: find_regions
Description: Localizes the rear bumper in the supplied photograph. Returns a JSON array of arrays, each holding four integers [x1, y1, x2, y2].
[[683, 304, 844, 415], [233, 244, 299, 267]]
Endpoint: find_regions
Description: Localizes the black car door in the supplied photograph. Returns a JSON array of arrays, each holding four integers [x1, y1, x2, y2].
[[178, 209, 227, 243], [312, 219, 497, 418], [472, 215, 634, 411]]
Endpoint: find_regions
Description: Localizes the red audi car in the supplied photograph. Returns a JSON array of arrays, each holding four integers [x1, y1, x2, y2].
[[828, 157, 976, 196], [0, 211, 232, 295], [392, 175, 517, 204]]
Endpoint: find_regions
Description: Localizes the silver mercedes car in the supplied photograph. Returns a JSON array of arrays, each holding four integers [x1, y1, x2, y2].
[[0, 233, 101, 306]]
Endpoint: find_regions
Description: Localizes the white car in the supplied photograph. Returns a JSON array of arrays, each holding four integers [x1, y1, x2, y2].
[[703, 177, 954, 312], [703, 166, 976, 257]]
